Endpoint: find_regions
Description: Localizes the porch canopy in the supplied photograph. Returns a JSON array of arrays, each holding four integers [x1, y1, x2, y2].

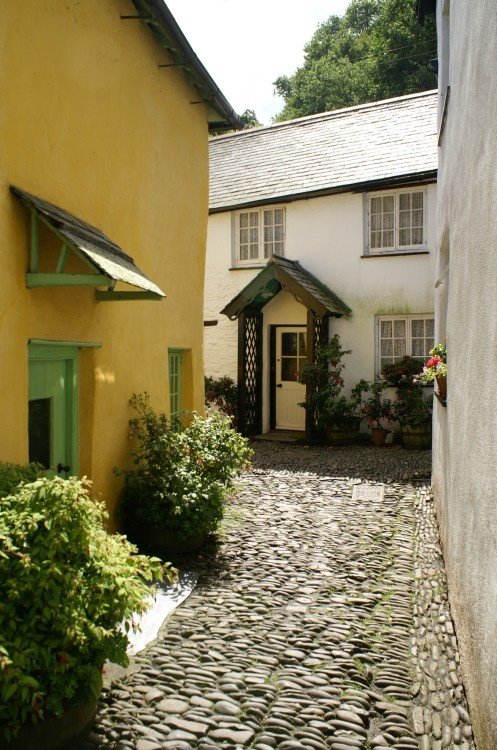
[[221, 255, 351, 438], [11, 186, 165, 301]]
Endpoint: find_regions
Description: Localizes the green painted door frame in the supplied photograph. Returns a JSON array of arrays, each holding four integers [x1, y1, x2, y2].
[[168, 349, 183, 418], [28, 344, 79, 476]]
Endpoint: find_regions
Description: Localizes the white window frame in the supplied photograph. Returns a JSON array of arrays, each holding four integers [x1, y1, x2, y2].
[[375, 314, 435, 380], [233, 206, 286, 266], [365, 189, 427, 255]]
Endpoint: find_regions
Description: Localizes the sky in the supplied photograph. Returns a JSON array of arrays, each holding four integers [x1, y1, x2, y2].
[[166, 0, 351, 125]]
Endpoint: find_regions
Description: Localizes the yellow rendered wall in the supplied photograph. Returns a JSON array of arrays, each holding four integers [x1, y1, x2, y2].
[[0, 0, 208, 527]]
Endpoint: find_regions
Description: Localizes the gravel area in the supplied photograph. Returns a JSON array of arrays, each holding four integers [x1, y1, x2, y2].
[[81, 443, 474, 750]]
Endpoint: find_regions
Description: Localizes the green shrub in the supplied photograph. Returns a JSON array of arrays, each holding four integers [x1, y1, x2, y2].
[[0, 476, 169, 739], [0, 461, 45, 498], [119, 393, 252, 539]]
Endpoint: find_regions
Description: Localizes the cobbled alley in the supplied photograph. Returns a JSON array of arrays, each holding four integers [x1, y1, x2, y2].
[[81, 443, 475, 750]]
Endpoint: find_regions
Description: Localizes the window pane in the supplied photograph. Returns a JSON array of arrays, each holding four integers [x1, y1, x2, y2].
[[371, 197, 382, 213], [399, 193, 411, 210], [275, 225, 284, 241], [394, 319, 406, 337], [426, 337, 434, 352], [281, 358, 298, 381], [412, 338, 425, 357], [394, 339, 406, 357], [249, 212, 258, 227], [264, 226, 273, 242], [399, 210, 411, 228], [274, 209, 284, 223], [426, 319, 435, 337], [411, 319, 424, 337], [371, 231, 382, 249], [399, 228, 411, 246], [239, 245, 248, 260], [381, 340, 393, 357], [412, 192, 424, 209], [239, 213, 248, 228], [249, 244, 259, 260], [383, 195, 394, 212], [250, 227, 258, 243], [412, 209, 424, 226], [371, 214, 381, 231], [412, 228, 424, 245], [264, 210, 273, 226], [383, 212, 394, 230], [273, 241, 284, 255], [240, 228, 248, 244], [298, 332, 306, 355], [383, 230, 394, 247], [282, 332, 297, 356], [381, 320, 392, 338]]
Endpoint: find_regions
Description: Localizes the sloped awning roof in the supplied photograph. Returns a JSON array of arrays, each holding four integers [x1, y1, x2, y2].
[[221, 255, 351, 320], [11, 187, 165, 299]]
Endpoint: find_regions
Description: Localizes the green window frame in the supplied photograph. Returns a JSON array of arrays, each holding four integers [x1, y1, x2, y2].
[[168, 349, 183, 417]]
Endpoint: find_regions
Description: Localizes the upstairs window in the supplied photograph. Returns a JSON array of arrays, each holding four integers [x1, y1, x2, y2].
[[367, 190, 425, 254], [236, 207, 285, 265], [376, 315, 434, 379]]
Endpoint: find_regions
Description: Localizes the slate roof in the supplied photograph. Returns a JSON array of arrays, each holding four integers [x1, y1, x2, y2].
[[221, 255, 351, 320], [209, 90, 438, 211], [11, 187, 165, 297]]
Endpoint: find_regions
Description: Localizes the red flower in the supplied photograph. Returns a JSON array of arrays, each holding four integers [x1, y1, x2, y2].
[[426, 356, 441, 368]]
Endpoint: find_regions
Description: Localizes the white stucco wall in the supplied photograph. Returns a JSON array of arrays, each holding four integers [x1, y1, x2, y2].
[[432, 2, 497, 747], [205, 186, 437, 406]]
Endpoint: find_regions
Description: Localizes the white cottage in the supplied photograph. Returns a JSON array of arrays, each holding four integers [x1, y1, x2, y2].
[[204, 91, 438, 439]]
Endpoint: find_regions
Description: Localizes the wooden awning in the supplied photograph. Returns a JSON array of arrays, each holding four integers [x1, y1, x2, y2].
[[11, 186, 165, 301], [221, 255, 351, 320]]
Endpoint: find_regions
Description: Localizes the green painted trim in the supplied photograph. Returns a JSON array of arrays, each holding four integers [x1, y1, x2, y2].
[[29, 339, 102, 348], [55, 244, 70, 273], [168, 349, 183, 417], [95, 290, 164, 301], [26, 272, 113, 287], [28, 343, 79, 476], [30, 211, 39, 272]]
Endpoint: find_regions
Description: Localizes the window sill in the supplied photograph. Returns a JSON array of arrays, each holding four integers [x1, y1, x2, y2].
[[362, 250, 430, 258], [229, 265, 267, 271]]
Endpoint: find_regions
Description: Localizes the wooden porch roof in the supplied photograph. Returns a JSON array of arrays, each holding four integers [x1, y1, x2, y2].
[[221, 255, 351, 320]]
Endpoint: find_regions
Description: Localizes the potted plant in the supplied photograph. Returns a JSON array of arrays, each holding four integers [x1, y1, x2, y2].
[[382, 355, 425, 388], [0, 472, 168, 750], [204, 375, 239, 428], [352, 380, 393, 447], [393, 382, 433, 449], [298, 335, 360, 444], [417, 343, 447, 399], [118, 393, 252, 555]]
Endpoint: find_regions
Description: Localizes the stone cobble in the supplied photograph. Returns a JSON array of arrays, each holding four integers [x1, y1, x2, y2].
[[80, 443, 474, 750]]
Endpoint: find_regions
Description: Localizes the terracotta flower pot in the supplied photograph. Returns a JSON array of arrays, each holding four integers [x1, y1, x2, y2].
[[436, 375, 447, 400], [371, 427, 389, 447]]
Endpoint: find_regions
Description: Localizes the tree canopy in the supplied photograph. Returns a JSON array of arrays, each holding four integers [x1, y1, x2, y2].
[[274, 0, 437, 121]]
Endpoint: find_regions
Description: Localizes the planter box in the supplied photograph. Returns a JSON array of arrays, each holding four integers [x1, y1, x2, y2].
[[401, 423, 432, 450], [325, 419, 360, 446]]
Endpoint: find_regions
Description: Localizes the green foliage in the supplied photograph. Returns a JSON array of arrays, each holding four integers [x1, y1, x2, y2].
[[119, 393, 252, 539], [0, 461, 45, 498], [393, 381, 432, 425], [274, 0, 437, 120], [0, 476, 167, 738], [352, 379, 393, 428], [382, 355, 424, 387], [239, 109, 262, 129], [298, 335, 359, 426], [205, 375, 239, 427]]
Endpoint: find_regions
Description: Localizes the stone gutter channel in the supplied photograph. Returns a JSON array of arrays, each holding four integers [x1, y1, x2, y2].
[[80, 444, 475, 750]]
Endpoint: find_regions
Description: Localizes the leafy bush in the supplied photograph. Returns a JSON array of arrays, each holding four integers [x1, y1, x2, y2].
[[205, 375, 239, 425], [0, 476, 168, 739], [298, 335, 359, 426], [393, 382, 432, 425], [0, 461, 45, 498], [352, 380, 393, 429], [119, 393, 252, 539], [382, 355, 423, 388]]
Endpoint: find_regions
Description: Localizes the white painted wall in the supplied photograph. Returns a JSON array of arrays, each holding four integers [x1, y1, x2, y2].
[[205, 186, 436, 403], [432, 2, 497, 747]]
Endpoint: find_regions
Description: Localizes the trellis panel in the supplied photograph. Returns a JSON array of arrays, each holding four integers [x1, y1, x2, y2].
[[237, 311, 263, 436], [305, 311, 330, 441]]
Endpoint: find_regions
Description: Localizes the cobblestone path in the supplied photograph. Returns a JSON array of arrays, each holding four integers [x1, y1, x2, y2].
[[83, 444, 475, 750]]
